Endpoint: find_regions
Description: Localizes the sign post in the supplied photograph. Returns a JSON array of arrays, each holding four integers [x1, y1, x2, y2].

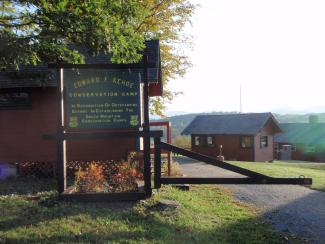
[[56, 68, 67, 193]]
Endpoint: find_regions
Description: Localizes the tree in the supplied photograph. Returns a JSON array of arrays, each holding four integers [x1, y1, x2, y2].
[[0, 0, 196, 115], [173, 135, 191, 149]]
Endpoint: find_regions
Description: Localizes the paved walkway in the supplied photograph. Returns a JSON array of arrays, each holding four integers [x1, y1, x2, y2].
[[178, 158, 325, 243]]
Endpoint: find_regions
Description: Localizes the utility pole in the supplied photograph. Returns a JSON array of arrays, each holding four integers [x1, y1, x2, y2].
[[239, 83, 243, 113]]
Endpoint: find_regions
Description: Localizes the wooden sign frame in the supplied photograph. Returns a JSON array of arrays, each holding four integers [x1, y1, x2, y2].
[[48, 56, 162, 201]]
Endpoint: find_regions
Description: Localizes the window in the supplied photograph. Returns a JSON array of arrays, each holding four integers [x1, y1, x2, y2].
[[305, 144, 316, 153], [194, 136, 200, 146], [193, 135, 214, 147], [240, 136, 253, 148], [291, 144, 296, 152], [0, 89, 31, 109], [207, 136, 214, 146], [260, 136, 268, 148]]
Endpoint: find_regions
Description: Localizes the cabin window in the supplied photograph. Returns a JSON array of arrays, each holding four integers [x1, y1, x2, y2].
[[193, 135, 214, 147], [260, 136, 268, 148], [0, 89, 32, 109], [240, 136, 253, 149], [305, 144, 316, 153], [207, 136, 214, 146], [194, 136, 200, 146]]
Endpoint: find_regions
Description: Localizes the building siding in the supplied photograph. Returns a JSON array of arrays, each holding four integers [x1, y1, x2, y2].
[[275, 142, 325, 162], [191, 134, 254, 161], [253, 118, 276, 162], [0, 88, 137, 163], [254, 133, 274, 162]]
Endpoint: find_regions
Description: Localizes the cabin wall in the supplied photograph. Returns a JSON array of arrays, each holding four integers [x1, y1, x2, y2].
[[191, 134, 254, 161], [275, 142, 325, 162], [292, 143, 312, 161], [0, 88, 57, 163], [254, 121, 275, 162], [254, 133, 274, 162], [0, 88, 137, 163]]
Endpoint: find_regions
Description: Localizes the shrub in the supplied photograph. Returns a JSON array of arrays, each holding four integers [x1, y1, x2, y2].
[[110, 162, 143, 192], [126, 151, 144, 174], [162, 161, 182, 176], [72, 159, 144, 193], [173, 135, 191, 149], [74, 163, 106, 193]]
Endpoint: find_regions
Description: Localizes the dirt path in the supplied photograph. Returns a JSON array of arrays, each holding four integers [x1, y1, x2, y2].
[[178, 158, 325, 243]]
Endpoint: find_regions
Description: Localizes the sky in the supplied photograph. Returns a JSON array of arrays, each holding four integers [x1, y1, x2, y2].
[[167, 0, 325, 114]]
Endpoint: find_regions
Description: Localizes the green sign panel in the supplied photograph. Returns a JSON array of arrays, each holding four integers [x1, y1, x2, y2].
[[65, 69, 141, 129]]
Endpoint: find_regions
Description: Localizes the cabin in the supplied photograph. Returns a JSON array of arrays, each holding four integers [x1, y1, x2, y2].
[[0, 40, 162, 164], [182, 113, 282, 162], [274, 119, 325, 162]]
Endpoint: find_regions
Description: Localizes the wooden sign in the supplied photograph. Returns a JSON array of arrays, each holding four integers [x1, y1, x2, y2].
[[65, 69, 141, 129]]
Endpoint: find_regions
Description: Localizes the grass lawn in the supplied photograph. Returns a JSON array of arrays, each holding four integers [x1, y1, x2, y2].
[[0, 177, 288, 244], [231, 160, 325, 191]]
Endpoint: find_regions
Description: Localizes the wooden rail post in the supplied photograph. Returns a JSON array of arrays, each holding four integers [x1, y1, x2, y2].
[[56, 68, 67, 193], [142, 55, 152, 197], [167, 121, 172, 176], [154, 137, 162, 189]]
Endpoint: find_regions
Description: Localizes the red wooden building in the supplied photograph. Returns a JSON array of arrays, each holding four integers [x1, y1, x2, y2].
[[0, 40, 162, 164], [182, 113, 282, 162]]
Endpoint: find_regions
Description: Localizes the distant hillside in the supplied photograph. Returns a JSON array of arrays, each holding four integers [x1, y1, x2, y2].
[[152, 112, 325, 138], [275, 113, 325, 123]]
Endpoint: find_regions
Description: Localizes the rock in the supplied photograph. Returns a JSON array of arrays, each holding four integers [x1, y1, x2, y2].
[[173, 184, 190, 191], [153, 199, 181, 211], [38, 197, 59, 207]]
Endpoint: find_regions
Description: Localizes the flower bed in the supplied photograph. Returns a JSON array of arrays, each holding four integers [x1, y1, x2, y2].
[[72, 161, 143, 193], [14, 151, 144, 193]]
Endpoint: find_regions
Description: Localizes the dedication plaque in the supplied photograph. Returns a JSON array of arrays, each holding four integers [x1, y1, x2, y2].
[[65, 69, 141, 129]]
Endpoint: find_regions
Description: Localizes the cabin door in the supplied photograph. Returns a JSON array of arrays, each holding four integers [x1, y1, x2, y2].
[[280, 145, 292, 160]]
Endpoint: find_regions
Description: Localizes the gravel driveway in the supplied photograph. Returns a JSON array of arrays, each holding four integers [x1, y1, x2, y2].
[[178, 158, 325, 243]]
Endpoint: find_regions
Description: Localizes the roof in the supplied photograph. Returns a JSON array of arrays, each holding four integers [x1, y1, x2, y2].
[[181, 113, 281, 135], [0, 40, 161, 89], [274, 123, 325, 144]]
